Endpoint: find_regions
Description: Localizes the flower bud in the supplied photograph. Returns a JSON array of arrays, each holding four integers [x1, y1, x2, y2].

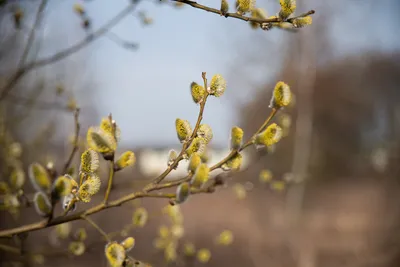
[[188, 153, 201, 174], [87, 127, 117, 154], [33, 191, 52, 217], [29, 163, 51, 192], [235, 0, 255, 15], [116, 151, 136, 170], [230, 126, 243, 150], [121, 237, 135, 251], [191, 164, 209, 188], [132, 207, 148, 227], [220, 0, 229, 15], [270, 81, 292, 109], [80, 149, 99, 174], [176, 182, 190, 204], [175, 119, 192, 143], [105, 242, 126, 267], [208, 74, 226, 97], [255, 123, 283, 147], [279, 0, 296, 20], [190, 82, 206, 104], [197, 124, 213, 144]]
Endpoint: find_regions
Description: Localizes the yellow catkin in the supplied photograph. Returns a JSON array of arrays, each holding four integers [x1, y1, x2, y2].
[[220, 0, 229, 15], [255, 123, 283, 147], [191, 164, 209, 188], [190, 82, 206, 104], [209, 74, 227, 97], [197, 124, 213, 144], [175, 119, 192, 143], [249, 8, 267, 29], [116, 151, 136, 170], [105, 242, 126, 267], [230, 126, 243, 150], [176, 182, 190, 204], [235, 0, 255, 15], [29, 163, 51, 192], [279, 0, 296, 20], [292, 16, 312, 28], [270, 81, 292, 108]]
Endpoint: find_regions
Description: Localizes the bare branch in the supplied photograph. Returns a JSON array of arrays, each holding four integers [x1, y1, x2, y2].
[[0, 2, 139, 101]]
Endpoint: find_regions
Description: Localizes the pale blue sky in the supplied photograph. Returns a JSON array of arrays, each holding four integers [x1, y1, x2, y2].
[[38, 0, 399, 147]]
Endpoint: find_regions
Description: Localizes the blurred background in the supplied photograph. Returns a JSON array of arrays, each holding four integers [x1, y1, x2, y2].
[[1, 0, 400, 266]]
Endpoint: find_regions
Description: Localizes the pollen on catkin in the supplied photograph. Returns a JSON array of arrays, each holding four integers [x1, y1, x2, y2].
[[33, 191, 52, 217], [80, 149, 99, 174], [29, 163, 51, 192], [190, 82, 206, 104], [235, 0, 255, 15], [116, 151, 136, 170], [188, 153, 201, 174], [197, 124, 213, 144], [220, 0, 229, 15], [132, 207, 148, 227], [191, 164, 209, 188], [77, 175, 101, 202], [249, 8, 267, 29], [221, 153, 242, 171], [52, 175, 73, 200], [186, 137, 206, 158], [209, 74, 227, 97], [10, 168, 25, 190], [105, 242, 126, 267], [100, 117, 121, 142], [87, 127, 117, 154], [255, 123, 283, 148], [176, 182, 190, 204], [270, 81, 292, 109], [121, 237, 135, 251], [230, 126, 243, 150], [292, 16, 312, 28], [279, 0, 296, 20], [175, 119, 192, 143]]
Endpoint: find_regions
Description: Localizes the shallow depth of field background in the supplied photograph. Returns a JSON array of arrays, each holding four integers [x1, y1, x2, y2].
[[1, 0, 400, 266]]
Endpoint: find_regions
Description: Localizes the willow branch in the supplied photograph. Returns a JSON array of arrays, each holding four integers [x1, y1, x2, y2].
[[171, 0, 315, 24], [0, 2, 139, 101], [144, 72, 209, 189], [62, 108, 80, 174], [0, 92, 279, 239], [0, 192, 174, 237]]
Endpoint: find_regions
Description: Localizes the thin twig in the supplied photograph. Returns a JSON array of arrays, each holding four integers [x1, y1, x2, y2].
[[62, 108, 80, 174], [81, 215, 111, 242], [17, 0, 48, 69], [171, 0, 315, 24], [0, 2, 140, 101], [104, 160, 115, 204]]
